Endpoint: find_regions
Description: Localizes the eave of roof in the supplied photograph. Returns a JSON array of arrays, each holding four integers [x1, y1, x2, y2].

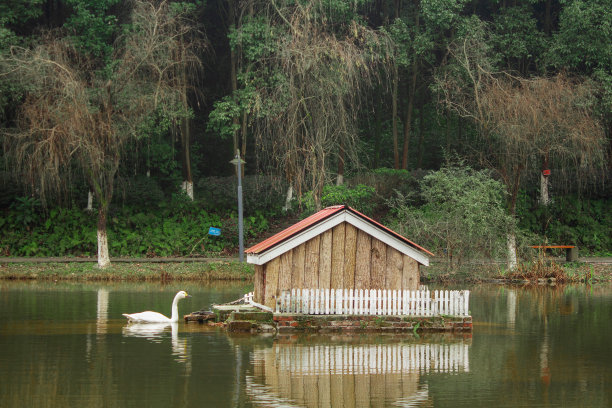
[[245, 205, 433, 258], [345, 206, 434, 257], [245, 205, 345, 255]]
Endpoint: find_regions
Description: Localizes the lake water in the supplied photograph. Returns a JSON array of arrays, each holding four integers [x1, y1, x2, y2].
[[0, 280, 610, 407]]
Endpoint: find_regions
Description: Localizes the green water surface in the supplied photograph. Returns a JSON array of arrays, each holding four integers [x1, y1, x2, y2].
[[0, 280, 610, 407]]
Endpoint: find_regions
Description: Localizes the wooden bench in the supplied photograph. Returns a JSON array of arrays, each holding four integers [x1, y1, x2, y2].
[[530, 245, 578, 262]]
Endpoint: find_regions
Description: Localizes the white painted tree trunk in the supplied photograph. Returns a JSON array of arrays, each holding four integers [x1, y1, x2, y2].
[[336, 174, 344, 186], [282, 185, 293, 213], [181, 180, 194, 200], [97, 228, 111, 269], [540, 173, 549, 205], [86, 190, 94, 211], [507, 232, 518, 271]]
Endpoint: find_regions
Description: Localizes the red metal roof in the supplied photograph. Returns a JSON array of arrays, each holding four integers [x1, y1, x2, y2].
[[245, 205, 434, 257], [245, 205, 345, 254], [346, 206, 434, 257]]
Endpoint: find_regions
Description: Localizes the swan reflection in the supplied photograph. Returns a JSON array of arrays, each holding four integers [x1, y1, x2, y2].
[[122, 322, 190, 363]]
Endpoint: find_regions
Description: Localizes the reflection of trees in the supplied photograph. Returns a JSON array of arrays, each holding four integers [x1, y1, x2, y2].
[[433, 285, 612, 406]]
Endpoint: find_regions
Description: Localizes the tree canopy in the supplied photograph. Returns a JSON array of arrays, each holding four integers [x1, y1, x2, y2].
[[1, 0, 610, 263]]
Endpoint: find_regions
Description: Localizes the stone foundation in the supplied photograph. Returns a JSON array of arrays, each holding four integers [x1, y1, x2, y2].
[[272, 314, 472, 333], [186, 309, 472, 334]]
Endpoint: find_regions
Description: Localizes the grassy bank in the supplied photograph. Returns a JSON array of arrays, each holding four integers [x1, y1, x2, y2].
[[0, 260, 254, 282], [423, 260, 612, 284], [1, 258, 609, 284]]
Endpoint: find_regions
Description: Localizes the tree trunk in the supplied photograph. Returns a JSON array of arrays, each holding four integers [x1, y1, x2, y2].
[[179, 60, 194, 200], [282, 184, 293, 213], [539, 154, 549, 205], [446, 110, 452, 154], [337, 142, 345, 186], [392, 64, 400, 169], [506, 167, 522, 271], [540, 173, 549, 205], [507, 232, 517, 271], [86, 190, 94, 212], [97, 204, 110, 269], [544, 0, 552, 35], [417, 97, 425, 169], [401, 67, 418, 169], [374, 90, 383, 169], [91, 155, 117, 269]]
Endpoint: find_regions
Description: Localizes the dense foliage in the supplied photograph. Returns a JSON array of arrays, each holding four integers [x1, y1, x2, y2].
[[388, 163, 517, 266], [0, 194, 268, 257], [1, 0, 610, 263]]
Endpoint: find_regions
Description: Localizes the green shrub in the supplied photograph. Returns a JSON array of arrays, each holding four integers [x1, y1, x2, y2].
[[388, 164, 516, 266], [304, 184, 376, 215]]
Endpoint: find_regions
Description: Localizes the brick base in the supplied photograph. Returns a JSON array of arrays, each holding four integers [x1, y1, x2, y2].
[[271, 314, 472, 333]]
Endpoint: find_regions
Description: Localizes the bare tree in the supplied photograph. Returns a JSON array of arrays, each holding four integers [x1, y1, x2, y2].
[[1, 0, 201, 268], [436, 32, 606, 269], [249, 1, 390, 210]]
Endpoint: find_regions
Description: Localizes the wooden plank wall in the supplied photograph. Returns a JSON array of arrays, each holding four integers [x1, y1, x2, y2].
[[258, 222, 421, 308]]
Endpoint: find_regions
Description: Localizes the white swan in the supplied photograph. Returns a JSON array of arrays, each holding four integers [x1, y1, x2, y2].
[[122, 290, 191, 323]]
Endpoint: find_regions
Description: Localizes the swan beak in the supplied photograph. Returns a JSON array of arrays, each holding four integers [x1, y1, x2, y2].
[[186, 294, 192, 298]]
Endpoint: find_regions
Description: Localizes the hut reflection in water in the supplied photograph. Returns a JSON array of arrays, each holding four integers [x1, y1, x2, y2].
[[246, 337, 470, 407]]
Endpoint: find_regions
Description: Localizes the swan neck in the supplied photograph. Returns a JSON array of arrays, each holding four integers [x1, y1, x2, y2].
[[170, 294, 181, 323]]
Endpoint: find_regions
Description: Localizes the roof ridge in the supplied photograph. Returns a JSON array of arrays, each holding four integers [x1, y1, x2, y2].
[[246, 205, 433, 258]]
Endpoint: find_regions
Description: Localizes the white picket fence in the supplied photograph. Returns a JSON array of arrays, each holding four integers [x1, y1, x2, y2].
[[243, 292, 274, 313], [275, 288, 470, 317]]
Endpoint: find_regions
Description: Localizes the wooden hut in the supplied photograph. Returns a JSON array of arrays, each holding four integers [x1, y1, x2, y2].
[[246, 205, 433, 308]]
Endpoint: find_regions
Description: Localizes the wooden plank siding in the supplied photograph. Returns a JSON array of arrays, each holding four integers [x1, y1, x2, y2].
[[343, 223, 358, 289], [254, 264, 265, 303], [402, 255, 419, 291], [370, 238, 387, 289], [318, 229, 333, 289], [291, 243, 305, 290], [263, 257, 280, 308], [386, 246, 403, 290], [259, 222, 420, 307], [355, 229, 372, 290], [278, 251, 293, 294], [304, 235, 321, 289], [331, 223, 345, 289]]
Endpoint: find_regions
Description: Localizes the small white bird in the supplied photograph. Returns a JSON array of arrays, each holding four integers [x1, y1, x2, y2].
[[123, 291, 191, 323]]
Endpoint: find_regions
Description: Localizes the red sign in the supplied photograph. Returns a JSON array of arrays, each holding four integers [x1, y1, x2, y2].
[[542, 169, 551, 176]]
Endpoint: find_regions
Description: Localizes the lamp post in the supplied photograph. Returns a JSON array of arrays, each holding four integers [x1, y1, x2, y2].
[[230, 150, 245, 262]]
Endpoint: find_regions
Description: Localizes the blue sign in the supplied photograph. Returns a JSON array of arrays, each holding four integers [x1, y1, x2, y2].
[[208, 227, 221, 236]]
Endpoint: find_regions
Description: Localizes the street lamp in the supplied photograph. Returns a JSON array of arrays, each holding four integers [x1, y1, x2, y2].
[[230, 150, 246, 262]]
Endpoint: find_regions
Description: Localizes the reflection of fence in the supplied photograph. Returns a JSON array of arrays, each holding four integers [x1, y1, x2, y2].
[[246, 341, 468, 407], [276, 289, 470, 317], [256, 342, 470, 375]]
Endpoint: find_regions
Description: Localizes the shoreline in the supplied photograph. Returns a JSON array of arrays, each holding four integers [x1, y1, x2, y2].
[[1, 257, 610, 283], [0, 259, 253, 282]]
